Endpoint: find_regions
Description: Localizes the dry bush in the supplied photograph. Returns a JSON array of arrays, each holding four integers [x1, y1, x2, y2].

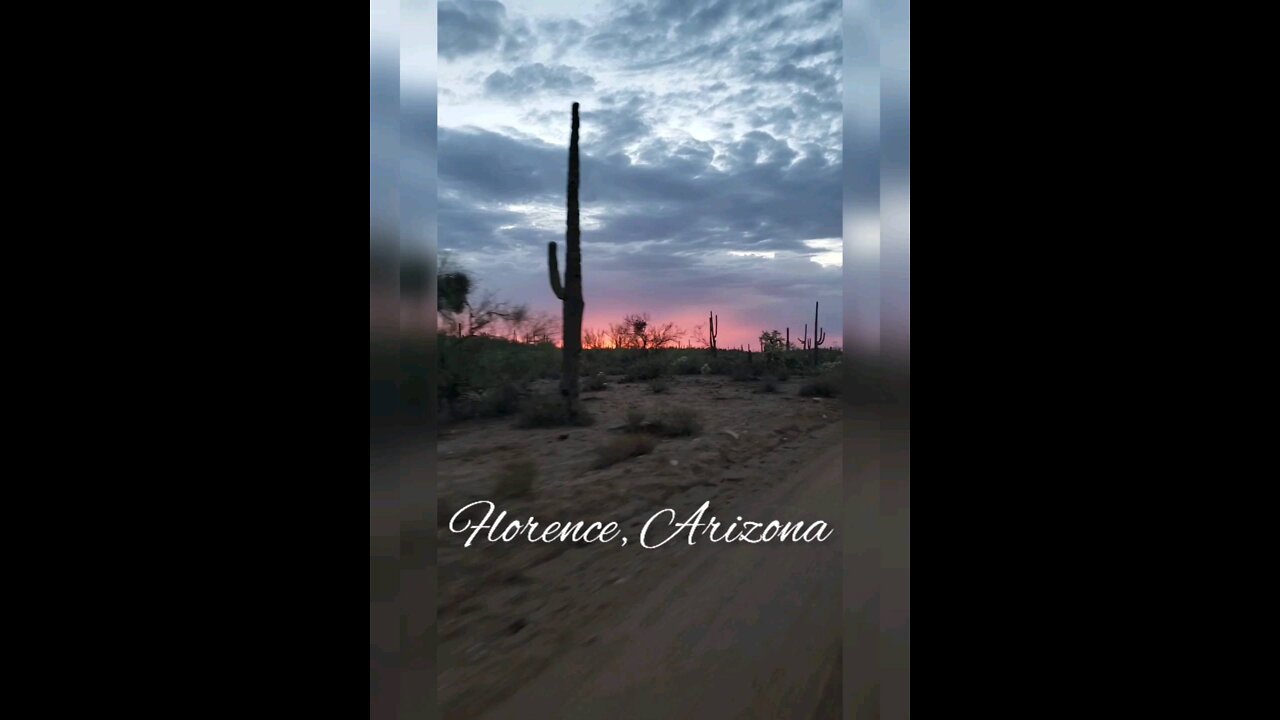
[[517, 393, 594, 428], [622, 357, 667, 382], [798, 371, 840, 398], [479, 383, 522, 416], [593, 434, 657, 468], [651, 406, 702, 437]]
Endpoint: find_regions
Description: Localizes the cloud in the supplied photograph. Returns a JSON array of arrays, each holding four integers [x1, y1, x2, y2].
[[438, 1, 508, 60], [435, 0, 846, 345], [537, 17, 587, 53], [483, 63, 596, 99], [438, 0, 540, 61], [439, 123, 839, 258], [758, 62, 838, 93]]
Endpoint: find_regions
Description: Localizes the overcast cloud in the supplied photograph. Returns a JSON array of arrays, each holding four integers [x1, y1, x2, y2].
[[438, 0, 845, 348]]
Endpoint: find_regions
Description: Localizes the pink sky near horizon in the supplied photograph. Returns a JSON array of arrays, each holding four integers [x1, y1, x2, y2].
[[437, 299, 843, 350], [573, 304, 841, 351]]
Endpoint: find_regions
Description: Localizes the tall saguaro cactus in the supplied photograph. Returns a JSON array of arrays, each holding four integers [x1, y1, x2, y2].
[[812, 301, 827, 367], [548, 103, 585, 418], [708, 311, 719, 356]]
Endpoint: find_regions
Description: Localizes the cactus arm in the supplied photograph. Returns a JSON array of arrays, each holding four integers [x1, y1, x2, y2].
[[548, 241, 564, 300], [812, 301, 824, 365]]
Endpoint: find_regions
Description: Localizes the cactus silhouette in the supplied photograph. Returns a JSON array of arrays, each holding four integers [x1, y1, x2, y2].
[[811, 301, 826, 367], [708, 311, 719, 356], [548, 103, 585, 419]]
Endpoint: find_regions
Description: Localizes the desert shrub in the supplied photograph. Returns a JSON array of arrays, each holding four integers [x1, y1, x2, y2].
[[494, 459, 537, 498], [517, 393, 594, 428], [651, 406, 702, 437], [798, 370, 841, 398], [593, 434, 657, 468], [478, 383, 522, 417], [622, 357, 667, 382], [649, 377, 670, 394], [756, 378, 779, 393], [730, 362, 758, 381], [582, 350, 630, 376], [671, 355, 701, 375], [697, 356, 730, 375], [442, 392, 482, 422], [625, 407, 645, 432], [582, 373, 607, 391], [438, 334, 559, 420]]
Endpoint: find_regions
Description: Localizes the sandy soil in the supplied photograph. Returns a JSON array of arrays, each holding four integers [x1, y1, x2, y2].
[[437, 372, 842, 719], [479, 434, 843, 719]]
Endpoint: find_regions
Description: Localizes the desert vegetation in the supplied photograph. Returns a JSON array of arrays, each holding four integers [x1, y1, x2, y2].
[[438, 235, 840, 424], [434, 103, 846, 718], [438, 322, 842, 424]]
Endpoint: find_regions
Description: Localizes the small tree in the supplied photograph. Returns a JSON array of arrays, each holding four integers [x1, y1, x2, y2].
[[759, 330, 785, 353], [759, 329, 785, 366], [625, 313, 650, 350], [436, 255, 472, 335], [462, 291, 524, 338], [646, 321, 684, 349], [583, 328, 609, 350], [520, 311, 558, 345]]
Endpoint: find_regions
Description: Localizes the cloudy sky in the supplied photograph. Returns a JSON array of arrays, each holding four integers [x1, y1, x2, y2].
[[437, 0, 844, 349]]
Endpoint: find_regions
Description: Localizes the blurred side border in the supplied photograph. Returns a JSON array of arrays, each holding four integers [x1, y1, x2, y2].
[[370, 1, 440, 719], [842, 0, 909, 718]]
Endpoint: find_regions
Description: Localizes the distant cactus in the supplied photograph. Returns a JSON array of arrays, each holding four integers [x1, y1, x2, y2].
[[708, 311, 719, 356], [548, 103, 585, 420], [811, 301, 826, 367]]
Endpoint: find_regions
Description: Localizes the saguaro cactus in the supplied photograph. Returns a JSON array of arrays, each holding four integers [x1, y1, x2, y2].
[[708, 311, 719, 356], [548, 103, 585, 418], [786, 327, 790, 351], [811, 301, 826, 367]]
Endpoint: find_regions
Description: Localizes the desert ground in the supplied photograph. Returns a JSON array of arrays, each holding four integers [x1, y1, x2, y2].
[[437, 371, 842, 718]]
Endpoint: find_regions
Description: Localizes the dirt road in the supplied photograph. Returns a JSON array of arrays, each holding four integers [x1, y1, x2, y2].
[[479, 433, 843, 719]]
